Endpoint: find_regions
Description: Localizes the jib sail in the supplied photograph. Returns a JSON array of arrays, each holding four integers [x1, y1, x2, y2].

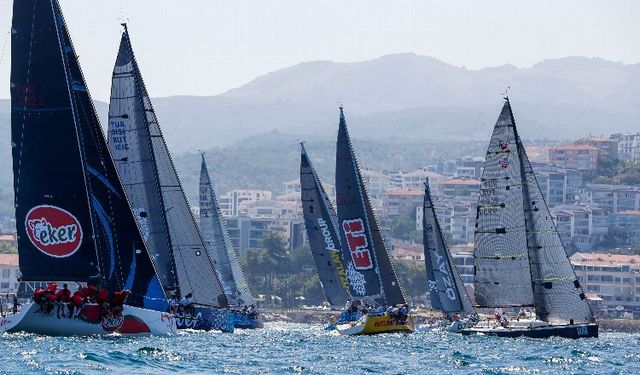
[[423, 180, 475, 315], [300, 143, 350, 308], [107, 27, 227, 308], [199, 155, 254, 306], [11, 0, 165, 309], [509, 102, 593, 324], [335, 107, 406, 306]]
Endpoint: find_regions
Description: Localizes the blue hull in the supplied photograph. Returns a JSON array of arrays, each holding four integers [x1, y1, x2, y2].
[[231, 311, 263, 329], [175, 307, 234, 333]]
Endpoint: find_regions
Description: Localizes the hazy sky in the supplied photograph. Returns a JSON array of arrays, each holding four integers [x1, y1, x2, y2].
[[0, 0, 638, 101]]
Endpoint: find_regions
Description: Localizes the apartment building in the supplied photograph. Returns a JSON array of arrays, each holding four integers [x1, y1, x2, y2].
[[576, 135, 619, 160], [551, 204, 608, 252], [611, 133, 640, 162], [582, 183, 640, 213], [548, 144, 599, 171], [218, 189, 273, 216], [571, 252, 640, 318]]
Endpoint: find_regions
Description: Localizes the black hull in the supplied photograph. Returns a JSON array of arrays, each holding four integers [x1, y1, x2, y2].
[[461, 323, 598, 339]]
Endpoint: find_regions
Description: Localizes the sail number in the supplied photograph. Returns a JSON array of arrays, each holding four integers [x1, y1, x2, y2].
[[110, 121, 130, 151], [342, 218, 373, 270]]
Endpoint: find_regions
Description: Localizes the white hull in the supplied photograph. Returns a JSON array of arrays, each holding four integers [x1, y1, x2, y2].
[[0, 303, 176, 336]]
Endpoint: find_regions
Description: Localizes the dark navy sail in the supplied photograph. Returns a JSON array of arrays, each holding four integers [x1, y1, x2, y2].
[[199, 155, 254, 306], [300, 144, 350, 308], [106, 27, 227, 308], [423, 181, 474, 315], [11, 0, 165, 309], [335, 107, 406, 306]]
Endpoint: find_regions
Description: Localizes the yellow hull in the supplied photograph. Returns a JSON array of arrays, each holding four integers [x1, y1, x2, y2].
[[336, 314, 414, 336]]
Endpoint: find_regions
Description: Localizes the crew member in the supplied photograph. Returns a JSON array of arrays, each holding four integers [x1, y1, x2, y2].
[[55, 284, 71, 318], [179, 293, 195, 316]]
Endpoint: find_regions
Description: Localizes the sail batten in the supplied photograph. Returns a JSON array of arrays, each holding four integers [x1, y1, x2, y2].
[[300, 144, 350, 308]]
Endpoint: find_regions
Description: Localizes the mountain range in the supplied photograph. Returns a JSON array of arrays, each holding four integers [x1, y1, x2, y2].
[[0, 54, 638, 205]]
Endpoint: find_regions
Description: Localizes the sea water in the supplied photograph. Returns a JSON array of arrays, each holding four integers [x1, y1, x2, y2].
[[0, 322, 638, 374]]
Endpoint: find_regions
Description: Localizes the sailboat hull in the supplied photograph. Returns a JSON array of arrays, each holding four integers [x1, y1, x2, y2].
[[0, 303, 176, 336], [336, 314, 414, 336], [231, 311, 263, 329], [461, 322, 598, 339], [175, 306, 234, 332]]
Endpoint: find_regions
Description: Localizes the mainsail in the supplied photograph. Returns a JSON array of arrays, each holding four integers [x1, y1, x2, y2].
[[422, 180, 475, 315], [335, 107, 406, 306], [300, 143, 350, 308], [475, 99, 593, 324], [199, 155, 254, 306], [107, 27, 227, 308], [474, 101, 534, 308], [11, 0, 165, 309]]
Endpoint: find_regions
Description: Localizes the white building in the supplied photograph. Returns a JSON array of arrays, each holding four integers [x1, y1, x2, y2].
[[0, 254, 19, 294], [571, 252, 640, 318]]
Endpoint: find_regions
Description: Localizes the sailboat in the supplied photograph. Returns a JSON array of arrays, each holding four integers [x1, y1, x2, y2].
[[107, 26, 233, 332], [422, 180, 476, 332], [333, 107, 413, 335], [4, 0, 176, 335], [461, 98, 598, 338], [300, 143, 350, 311], [199, 155, 262, 329]]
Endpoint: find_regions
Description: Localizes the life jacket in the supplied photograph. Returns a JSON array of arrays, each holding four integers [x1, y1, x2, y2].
[[56, 288, 71, 302], [33, 289, 44, 301], [82, 285, 96, 299], [71, 291, 84, 306], [97, 289, 109, 303]]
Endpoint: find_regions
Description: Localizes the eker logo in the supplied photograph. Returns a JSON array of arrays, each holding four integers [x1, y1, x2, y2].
[[25, 205, 83, 258]]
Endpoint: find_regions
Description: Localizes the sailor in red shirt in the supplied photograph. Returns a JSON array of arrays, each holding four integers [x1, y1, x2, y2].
[[97, 288, 110, 318], [110, 290, 130, 315], [55, 284, 71, 319], [69, 286, 85, 319], [82, 284, 97, 303]]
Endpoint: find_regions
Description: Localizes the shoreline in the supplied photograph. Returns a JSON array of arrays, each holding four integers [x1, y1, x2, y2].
[[260, 309, 640, 333]]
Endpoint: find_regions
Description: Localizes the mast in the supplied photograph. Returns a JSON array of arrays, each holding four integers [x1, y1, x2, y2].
[[422, 180, 475, 315], [300, 143, 350, 308], [12, 0, 167, 309], [508, 98, 594, 324], [473, 100, 535, 308], [106, 26, 227, 307], [335, 106, 406, 306], [199, 154, 254, 306]]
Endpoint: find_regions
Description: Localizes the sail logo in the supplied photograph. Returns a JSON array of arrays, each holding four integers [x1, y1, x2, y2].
[[499, 156, 509, 169], [342, 218, 373, 270], [317, 218, 337, 252], [434, 253, 457, 301], [25, 205, 83, 258], [101, 314, 125, 332], [499, 140, 509, 151]]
